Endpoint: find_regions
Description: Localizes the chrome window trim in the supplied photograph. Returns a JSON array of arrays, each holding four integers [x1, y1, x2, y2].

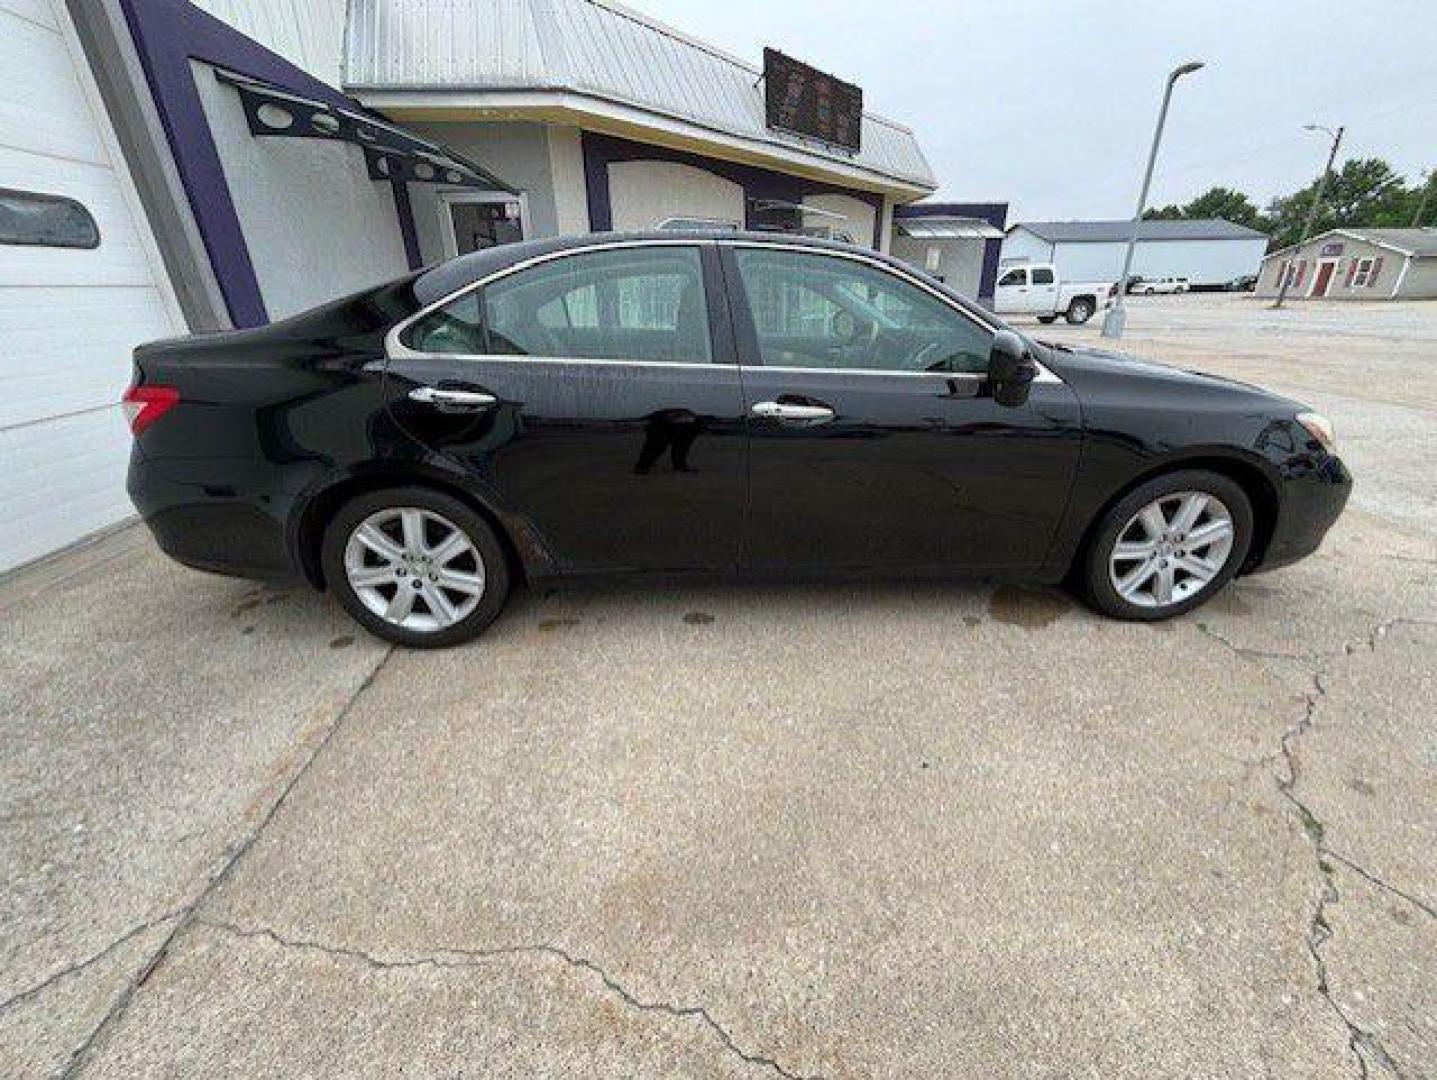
[[385, 236, 1062, 385]]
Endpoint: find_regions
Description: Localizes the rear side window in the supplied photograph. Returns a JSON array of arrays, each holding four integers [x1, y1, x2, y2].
[[484, 246, 712, 363], [0, 188, 100, 249], [1031, 267, 1054, 284], [401, 291, 485, 354]]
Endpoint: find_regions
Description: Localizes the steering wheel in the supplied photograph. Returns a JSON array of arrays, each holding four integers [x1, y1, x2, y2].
[[911, 340, 945, 371]]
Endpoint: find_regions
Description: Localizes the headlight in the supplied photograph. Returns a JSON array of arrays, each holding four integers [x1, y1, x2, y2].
[[1296, 411, 1337, 453]]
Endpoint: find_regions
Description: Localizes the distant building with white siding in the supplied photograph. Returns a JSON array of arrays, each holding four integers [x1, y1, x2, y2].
[[1002, 218, 1269, 289], [1255, 227, 1437, 300]]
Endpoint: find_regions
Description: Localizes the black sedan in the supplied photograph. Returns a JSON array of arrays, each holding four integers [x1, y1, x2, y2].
[[125, 233, 1350, 647]]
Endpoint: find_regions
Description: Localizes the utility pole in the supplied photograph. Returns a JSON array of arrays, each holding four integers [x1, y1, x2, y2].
[[1412, 170, 1433, 227], [1101, 61, 1205, 339], [1272, 124, 1343, 309]]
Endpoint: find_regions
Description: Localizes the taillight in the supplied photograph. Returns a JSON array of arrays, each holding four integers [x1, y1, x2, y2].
[[121, 385, 179, 436]]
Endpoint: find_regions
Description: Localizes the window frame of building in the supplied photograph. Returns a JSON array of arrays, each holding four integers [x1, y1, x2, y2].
[[1352, 256, 1375, 288], [438, 190, 530, 258]]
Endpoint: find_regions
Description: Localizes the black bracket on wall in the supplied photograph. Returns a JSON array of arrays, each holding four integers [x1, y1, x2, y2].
[[216, 69, 516, 193]]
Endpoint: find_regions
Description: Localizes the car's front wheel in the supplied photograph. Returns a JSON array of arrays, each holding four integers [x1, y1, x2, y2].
[[1077, 470, 1253, 621], [321, 487, 511, 648]]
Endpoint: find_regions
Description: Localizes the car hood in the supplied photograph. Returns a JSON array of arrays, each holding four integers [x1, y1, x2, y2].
[[1037, 340, 1303, 410]]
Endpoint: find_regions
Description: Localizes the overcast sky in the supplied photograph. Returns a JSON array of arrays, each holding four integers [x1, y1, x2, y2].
[[638, 0, 1437, 223]]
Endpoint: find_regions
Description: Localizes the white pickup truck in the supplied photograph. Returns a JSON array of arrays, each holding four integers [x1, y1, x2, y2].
[[994, 263, 1115, 325]]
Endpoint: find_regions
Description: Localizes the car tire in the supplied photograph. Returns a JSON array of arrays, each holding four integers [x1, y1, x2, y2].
[[1037, 314, 1057, 324], [1076, 469, 1253, 621], [1065, 297, 1095, 324], [321, 486, 511, 648]]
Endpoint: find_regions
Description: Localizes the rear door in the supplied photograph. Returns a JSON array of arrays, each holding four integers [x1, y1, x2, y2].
[[722, 244, 1083, 574], [385, 242, 747, 574], [1029, 265, 1059, 313]]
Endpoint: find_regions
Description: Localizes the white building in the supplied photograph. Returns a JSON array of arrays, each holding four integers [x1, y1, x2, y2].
[[1, 0, 936, 574], [1002, 219, 1269, 289]]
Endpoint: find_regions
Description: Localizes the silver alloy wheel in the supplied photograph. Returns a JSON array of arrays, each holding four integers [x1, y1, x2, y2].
[[1107, 490, 1235, 609], [343, 507, 485, 632]]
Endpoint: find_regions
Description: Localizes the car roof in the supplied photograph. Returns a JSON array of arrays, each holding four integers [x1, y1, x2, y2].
[[411, 231, 991, 321]]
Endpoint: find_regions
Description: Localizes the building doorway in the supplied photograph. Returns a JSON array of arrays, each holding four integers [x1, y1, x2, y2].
[[439, 191, 527, 257], [1310, 258, 1338, 298]]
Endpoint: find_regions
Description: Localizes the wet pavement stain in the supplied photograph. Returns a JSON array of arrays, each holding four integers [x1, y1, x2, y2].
[[329, 635, 354, 649], [232, 597, 262, 616], [683, 611, 715, 625], [962, 615, 982, 628], [537, 617, 581, 632], [987, 585, 1071, 630]]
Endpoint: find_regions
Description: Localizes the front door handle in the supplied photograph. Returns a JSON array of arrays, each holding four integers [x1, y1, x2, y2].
[[751, 400, 835, 426], [409, 386, 496, 409]]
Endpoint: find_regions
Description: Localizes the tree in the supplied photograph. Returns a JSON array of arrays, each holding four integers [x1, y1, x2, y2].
[[1266, 158, 1411, 249], [1178, 186, 1266, 230], [1143, 204, 1185, 220]]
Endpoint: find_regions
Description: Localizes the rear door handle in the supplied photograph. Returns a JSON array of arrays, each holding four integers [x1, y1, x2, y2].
[[409, 386, 496, 409], [751, 400, 835, 426]]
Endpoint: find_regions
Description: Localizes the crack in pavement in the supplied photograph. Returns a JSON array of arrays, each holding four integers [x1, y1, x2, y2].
[[1191, 613, 1436, 1079], [198, 918, 825, 1080], [56, 646, 397, 1079], [0, 909, 185, 1018]]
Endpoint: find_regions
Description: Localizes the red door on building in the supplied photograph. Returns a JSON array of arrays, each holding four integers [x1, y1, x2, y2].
[[1312, 260, 1337, 297]]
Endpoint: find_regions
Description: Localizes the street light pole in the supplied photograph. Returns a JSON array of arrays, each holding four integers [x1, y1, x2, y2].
[[1272, 123, 1344, 310], [1101, 60, 1205, 339]]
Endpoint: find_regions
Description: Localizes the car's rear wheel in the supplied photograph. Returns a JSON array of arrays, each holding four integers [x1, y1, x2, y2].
[[1077, 470, 1252, 621], [321, 487, 510, 648], [1065, 297, 1095, 324]]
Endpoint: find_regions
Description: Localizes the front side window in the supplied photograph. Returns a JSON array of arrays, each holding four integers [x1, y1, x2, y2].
[[0, 188, 100, 249], [485, 246, 711, 363], [997, 268, 1027, 288], [734, 248, 992, 374]]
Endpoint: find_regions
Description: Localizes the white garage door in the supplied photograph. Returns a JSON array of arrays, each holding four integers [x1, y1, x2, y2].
[[0, 0, 182, 574]]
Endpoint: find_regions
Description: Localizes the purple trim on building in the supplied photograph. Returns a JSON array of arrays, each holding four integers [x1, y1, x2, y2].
[[391, 180, 423, 269], [895, 201, 1009, 304], [581, 131, 887, 249], [118, 0, 423, 326]]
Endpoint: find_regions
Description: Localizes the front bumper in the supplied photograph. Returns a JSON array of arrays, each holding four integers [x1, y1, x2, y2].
[[1249, 453, 1352, 573]]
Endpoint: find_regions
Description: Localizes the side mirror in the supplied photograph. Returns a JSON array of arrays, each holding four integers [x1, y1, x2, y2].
[[988, 330, 1038, 407]]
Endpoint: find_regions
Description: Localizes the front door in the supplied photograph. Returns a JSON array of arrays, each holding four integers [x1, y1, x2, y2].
[[1311, 259, 1337, 298], [722, 245, 1084, 573], [386, 243, 747, 574], [994, 266, 1033, 313]]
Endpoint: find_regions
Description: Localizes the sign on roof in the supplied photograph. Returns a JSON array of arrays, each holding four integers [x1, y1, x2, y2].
[[763, 48, 862, 153]]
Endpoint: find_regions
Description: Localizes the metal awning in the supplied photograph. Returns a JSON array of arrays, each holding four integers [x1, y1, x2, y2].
[[215, 70, 515, 193], [895, 216, 1003, 240]]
